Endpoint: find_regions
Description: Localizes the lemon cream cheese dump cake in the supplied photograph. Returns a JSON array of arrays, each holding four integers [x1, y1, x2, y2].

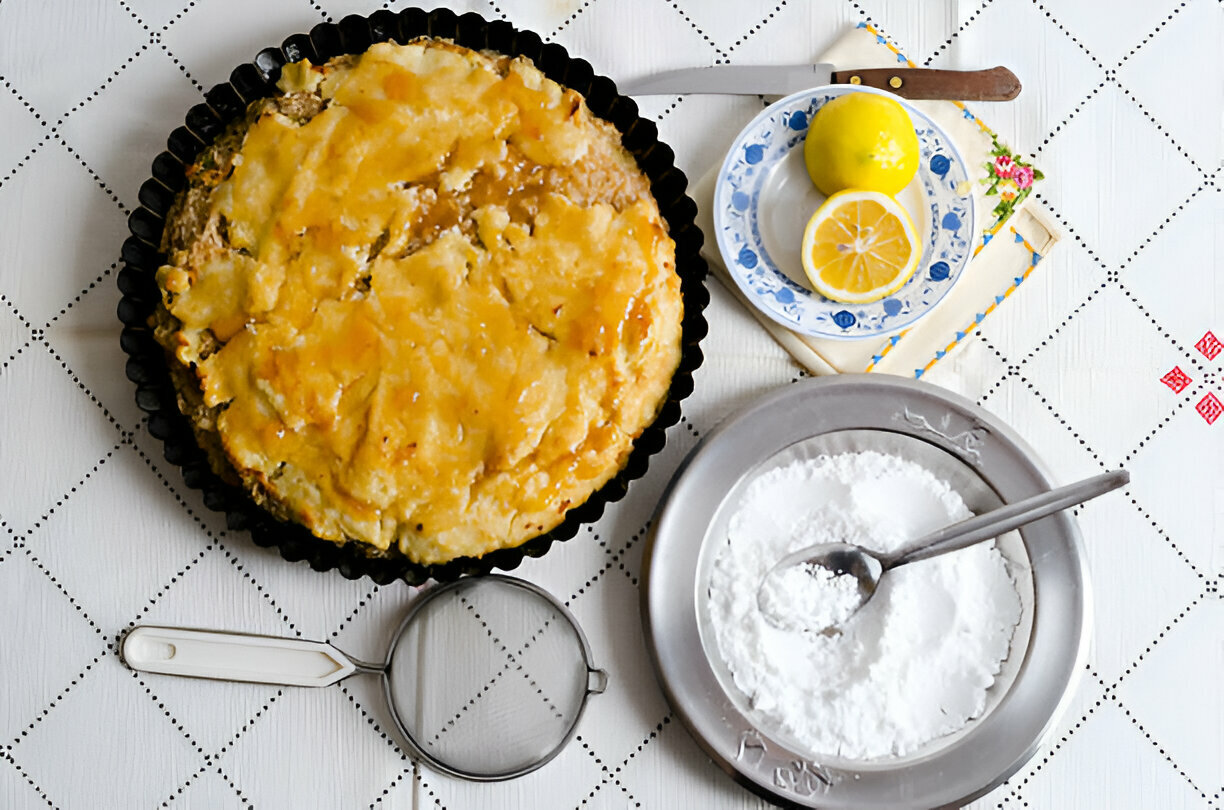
[[153, 39, 684, 564]]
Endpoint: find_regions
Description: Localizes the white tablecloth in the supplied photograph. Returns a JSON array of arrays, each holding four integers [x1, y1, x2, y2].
[[0, 1, 1220, 808]]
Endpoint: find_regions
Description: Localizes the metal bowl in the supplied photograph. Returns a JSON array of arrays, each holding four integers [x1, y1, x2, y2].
[[641, 375, 1089, 809]]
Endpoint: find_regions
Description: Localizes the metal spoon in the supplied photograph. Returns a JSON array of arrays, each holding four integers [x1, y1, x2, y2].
[[757, 469, 1130, 633]]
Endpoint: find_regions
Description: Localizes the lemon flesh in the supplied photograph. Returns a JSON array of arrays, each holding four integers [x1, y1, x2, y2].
[[801, 189, 920, 304], [803, 93, 920, 197]]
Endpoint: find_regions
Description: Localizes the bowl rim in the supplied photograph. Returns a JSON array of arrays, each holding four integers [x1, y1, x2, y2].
[[712, 84, 976, 341], [116, 7, 709, 586], [641, 374, 1090, 809]]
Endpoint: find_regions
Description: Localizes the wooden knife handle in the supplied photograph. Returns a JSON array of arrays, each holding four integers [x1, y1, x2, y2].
[[828, 66, 1021, 101]]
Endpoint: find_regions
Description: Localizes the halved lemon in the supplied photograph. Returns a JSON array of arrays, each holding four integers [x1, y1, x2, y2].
[[800, 189, 920, 304]]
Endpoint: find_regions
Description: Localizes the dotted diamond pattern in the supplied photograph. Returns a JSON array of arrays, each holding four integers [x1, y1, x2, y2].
[[0, 0, 1220, 808]]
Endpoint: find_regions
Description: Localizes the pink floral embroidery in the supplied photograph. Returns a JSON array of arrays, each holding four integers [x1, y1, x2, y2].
[[982, 135, 1043, 222]]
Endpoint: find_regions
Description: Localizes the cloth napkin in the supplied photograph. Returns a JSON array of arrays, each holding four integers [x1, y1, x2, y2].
[[694, 22, 1061, 378]]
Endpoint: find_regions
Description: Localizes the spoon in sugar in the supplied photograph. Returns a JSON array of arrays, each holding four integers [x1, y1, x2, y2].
[[757, 469, 1129, 633]]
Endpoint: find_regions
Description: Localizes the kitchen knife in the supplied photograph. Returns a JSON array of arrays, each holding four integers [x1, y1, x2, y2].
[[619, 65, 1020, 100]]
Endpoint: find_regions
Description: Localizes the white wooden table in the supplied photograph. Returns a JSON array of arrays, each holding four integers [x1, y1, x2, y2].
[[0, 1, 1219, 807]]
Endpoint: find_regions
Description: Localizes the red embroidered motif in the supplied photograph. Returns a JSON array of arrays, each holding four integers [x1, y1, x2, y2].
[[1195, 393, 1222, 425], [1195, 331, 1222, 361], [1160, 366, 1192, 393]]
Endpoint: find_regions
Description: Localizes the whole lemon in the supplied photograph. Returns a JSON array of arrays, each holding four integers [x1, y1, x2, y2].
[[803, 92, 919, 197]]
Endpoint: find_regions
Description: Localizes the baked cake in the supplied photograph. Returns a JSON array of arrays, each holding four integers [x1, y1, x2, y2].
[[153, 39, 683, 564]]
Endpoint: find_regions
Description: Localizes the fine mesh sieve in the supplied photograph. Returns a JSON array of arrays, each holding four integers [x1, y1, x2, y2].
[[121, 574, 606, 780]]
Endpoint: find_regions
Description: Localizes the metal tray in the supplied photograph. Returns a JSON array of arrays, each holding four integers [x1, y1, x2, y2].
[[641, 374, 1089, 809]]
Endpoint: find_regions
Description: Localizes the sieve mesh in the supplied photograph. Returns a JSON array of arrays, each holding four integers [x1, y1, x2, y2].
[[385, 576, 593, 779]]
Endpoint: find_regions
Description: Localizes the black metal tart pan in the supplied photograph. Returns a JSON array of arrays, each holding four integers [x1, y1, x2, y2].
[[117, 7, 709, 585]]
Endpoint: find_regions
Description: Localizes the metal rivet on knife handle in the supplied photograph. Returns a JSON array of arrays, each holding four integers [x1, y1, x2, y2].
[[849, 75, 861, 85], [889, 76, 903, 88]]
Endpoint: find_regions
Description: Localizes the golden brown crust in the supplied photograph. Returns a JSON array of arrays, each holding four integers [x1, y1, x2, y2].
[[153, 39, 682, 564]]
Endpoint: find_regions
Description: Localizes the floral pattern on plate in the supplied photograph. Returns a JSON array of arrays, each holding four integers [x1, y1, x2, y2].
[[714, 85, 975, 340]]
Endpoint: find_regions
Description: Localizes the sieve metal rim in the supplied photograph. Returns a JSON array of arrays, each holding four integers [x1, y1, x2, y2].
[[382, 574, 605, 782]]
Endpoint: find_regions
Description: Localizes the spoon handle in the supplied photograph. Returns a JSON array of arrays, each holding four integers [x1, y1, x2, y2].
[[884, 469, 1129, 569]]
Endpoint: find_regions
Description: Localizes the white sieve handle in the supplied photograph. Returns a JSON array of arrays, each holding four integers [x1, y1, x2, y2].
[[121, 626, 363, 688]]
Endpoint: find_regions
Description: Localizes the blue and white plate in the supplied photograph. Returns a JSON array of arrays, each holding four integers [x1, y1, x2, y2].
[[713, 85, 975, 341]]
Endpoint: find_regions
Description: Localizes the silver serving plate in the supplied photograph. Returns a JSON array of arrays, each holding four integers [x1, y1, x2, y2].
[[641, 375, 1090, 809]]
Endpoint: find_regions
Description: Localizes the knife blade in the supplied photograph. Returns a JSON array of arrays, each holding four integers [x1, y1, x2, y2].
[[619, 65, 1021, 101]]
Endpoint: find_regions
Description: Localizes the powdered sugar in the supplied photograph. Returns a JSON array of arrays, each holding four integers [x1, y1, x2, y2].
[[707, 451, 1022, 761], [757, 562, 862, 633]]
